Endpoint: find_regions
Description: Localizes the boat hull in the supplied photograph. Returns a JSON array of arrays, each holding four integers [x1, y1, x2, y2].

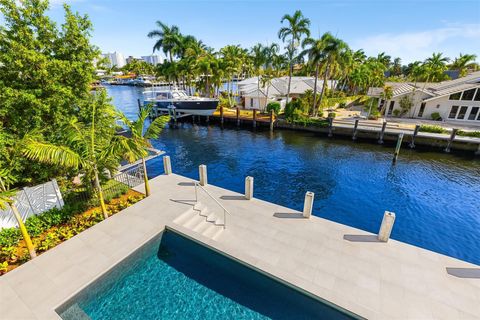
[[145, 100, 218, 116]]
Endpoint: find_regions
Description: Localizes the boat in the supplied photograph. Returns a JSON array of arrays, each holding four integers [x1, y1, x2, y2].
[[143, 88, 219, 116]]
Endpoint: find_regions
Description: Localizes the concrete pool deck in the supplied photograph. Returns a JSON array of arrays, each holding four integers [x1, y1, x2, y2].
[[1, 173, 479, 319]]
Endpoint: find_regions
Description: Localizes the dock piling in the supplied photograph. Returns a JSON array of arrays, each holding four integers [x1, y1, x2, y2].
[[253, 109, 257, 129], [476, 143, 480, 156], [352, 119, 359, 140], [199, 165, 208, 186], [444, 128, 458, 153], [245, 176, 254, 200], [409, 124, 420, 148], [220, 106, 224, 127], [303, 192, 315, 218], [378, 211, 396, 242], [206, 115, 210, 123], [236, 107, 240, 126], [392, 133, 404, 164], [269, 109, 274, 131], [163, 156, 172, 175], [328, 117, 333, 137], [378, 121, 387, 144]]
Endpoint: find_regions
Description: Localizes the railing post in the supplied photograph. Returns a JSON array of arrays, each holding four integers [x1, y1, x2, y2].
[[199, 164, 208, 186], [378, 120, 387, 144], [245, 176, 254, 200], [444, 128, 458, 153], [378, 211, 396, 242], [303, 191, 314, 218], [352, 119, 359, 140], [392, 133, 404, 164], [409, 124, 420, 148], [163, 155, 172, 175]]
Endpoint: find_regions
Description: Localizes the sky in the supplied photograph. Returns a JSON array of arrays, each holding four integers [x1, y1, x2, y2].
[[44, 0, 480, 64]]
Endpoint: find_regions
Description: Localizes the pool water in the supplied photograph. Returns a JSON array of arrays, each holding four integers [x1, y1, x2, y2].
[[58, 231, 358, 320], [108, 86, 480, 265]]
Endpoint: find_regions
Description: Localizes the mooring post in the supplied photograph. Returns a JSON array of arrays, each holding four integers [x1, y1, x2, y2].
[[409, 124, 420, 148], [444, 128, 458, 153], [475, 143, 480, 156], [199, 164, 208, 186], [328, 117, 334, 137], [392, 133, 404, 164], [206, 115, 210, 123], [269, 109, 274, 131], [245, 176, 254, 200], [236, 107, 240, 126], [220, 106, 224, 127], [253, 109, 257, 129], [378, 120, 387, 144], [352, 119, 359, 140], [173, 110, 178, 128], [303, 191, 314, 218], [163, 156, 172, 175], [378, 211, 396, 242]]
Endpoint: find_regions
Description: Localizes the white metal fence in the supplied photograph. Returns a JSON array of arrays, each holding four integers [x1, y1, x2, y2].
[[0, 179, 64, 229]]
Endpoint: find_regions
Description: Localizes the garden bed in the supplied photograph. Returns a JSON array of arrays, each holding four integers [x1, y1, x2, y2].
[[0, 189, 144, 275]]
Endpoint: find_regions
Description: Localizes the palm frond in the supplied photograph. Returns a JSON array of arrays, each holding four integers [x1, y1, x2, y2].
[[23, 141, 83, 169], [144, 115, 169, 140]]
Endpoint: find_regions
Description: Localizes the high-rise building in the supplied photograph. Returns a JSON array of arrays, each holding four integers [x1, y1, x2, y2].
[[101, 52, 126, 68], [141, 55, 163, 65]]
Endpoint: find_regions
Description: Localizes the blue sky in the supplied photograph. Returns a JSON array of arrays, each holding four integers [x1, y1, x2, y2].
[[46, 0, 480, 63]]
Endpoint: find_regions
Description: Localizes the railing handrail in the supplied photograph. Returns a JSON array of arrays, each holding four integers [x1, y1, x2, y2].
[[194, 182, 231, 216]]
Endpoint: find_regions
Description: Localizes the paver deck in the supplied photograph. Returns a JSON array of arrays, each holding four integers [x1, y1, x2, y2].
[[1, 173, 479, 319]]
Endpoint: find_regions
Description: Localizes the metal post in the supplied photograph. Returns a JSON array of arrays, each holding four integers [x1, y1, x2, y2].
[[328, 117, 333, 137], [236, 107, 240, 126], [303, 192, 314, 218], [378, 120, 387, 144], [409, 124, 420, 148], [245, 176, 254, 200], [199, 164, 208, 186], [253, 109, 257, 129], [378, 211, 396, 242], [444, 128, 458, 153], [269, 109, 274, 131], [392, 133, 404, 164], [352, 119, 359, 140], [163, 156, 172, 175]]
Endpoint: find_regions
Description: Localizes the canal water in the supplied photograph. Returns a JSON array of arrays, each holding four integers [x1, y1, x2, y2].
[[107, 86, 480, 265]]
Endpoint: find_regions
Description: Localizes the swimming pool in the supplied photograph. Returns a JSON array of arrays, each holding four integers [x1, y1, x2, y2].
[[57, 230, 360, 320]]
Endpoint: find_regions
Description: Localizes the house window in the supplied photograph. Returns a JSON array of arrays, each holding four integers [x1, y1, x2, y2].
[[461, 88, 476, 101], [448, 106, 459, 119], [250, 98, 254, 108], [449, 92, 461, 100], [468, 107, 479, 120], [457, 106, 468, 119], [387, 101, 395, 115], [474, 89, 480, 101], [418, 103, 426, 117]]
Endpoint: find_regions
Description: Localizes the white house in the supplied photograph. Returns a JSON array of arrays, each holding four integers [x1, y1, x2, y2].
[[238, 76, 336, 110], [368, 71, 480, 123]]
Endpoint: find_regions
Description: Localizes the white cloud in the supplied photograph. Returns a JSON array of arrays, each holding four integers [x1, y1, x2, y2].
[[353, 23, 480, 63]]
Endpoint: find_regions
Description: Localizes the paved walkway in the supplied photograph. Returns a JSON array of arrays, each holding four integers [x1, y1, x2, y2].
[[1, 173, 479, 319]]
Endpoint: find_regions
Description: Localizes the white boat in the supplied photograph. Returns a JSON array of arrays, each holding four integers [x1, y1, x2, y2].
[[143, 88, 218, 116]]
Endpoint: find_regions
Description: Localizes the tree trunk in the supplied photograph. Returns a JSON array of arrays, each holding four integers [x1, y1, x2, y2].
[[317, 62, 330, 117], [11, 203, 36, 259], [312, 63, 320, 116], [142, 157, 150, 196], [286, 62, 293, 104], [94, 169, 109, 219]]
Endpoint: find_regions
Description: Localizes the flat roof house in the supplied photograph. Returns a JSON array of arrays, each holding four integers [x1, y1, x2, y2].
[[368, 71, 480, 124], [238, 76, 336, 110]]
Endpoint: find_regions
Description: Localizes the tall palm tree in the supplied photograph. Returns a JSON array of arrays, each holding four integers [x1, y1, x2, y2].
[[278, 10, 311, 104], [115, 106, 169, 197], [301, 37, 326, 115], [148, 21, 182, 63], [251, 43, 266, 108], [450, 53, 478, 76], [0, 170, 36, 259], [423, 52, 450, 82]]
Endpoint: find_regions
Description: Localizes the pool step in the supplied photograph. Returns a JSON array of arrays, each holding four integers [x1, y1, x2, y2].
[[183, 212, 206, 229], [173, 204, 224, 240], [173, 208, 196, 225]]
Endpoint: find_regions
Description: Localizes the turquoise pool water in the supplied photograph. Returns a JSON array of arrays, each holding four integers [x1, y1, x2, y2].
[[58, 231, 358, 320]]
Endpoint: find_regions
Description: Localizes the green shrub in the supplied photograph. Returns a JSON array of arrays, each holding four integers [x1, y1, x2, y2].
[[266, 102, 281, 115], [338, 102, 346, 109], [0, 228, 21, 247], [327, 112, 336, 119], [419, 125, 447, 134], [284, 100, 303, 121], [457, 130, 480, 138], [393, 109, 401, 117], [368, 111, 381, 120], [431, 112, 441, 121], [0, 261, 8, 274]]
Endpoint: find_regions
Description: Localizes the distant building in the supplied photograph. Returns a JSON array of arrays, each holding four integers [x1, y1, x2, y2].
[[238, 76, 337, 110], [367, 71, 480, 123], [141, 55, 163, 65], [101, 52, 126, 68]]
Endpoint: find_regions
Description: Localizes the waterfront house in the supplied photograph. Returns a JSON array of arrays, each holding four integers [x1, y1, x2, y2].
[[368, 71, 480, 123], [238, 76, 336, 110]]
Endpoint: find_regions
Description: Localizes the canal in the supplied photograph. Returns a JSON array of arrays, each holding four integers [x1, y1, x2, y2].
[[108, 85, 480, 265]]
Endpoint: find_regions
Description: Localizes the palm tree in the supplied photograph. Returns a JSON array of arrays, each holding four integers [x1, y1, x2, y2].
[[450, 53, 478, 76], [278, 10, 311, 104], [115, 106, 169, 197], [23, 99, 130, 220], [148, 21, 182, 63], [251, 43, 266, 108], [379, 85, 393, 115], [0, 170, 36, 259], [423, 52, 450, 82], [301, 37, 326, 115]]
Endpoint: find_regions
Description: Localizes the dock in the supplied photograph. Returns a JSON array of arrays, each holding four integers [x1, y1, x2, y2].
[[1, 171, 479, 319]]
